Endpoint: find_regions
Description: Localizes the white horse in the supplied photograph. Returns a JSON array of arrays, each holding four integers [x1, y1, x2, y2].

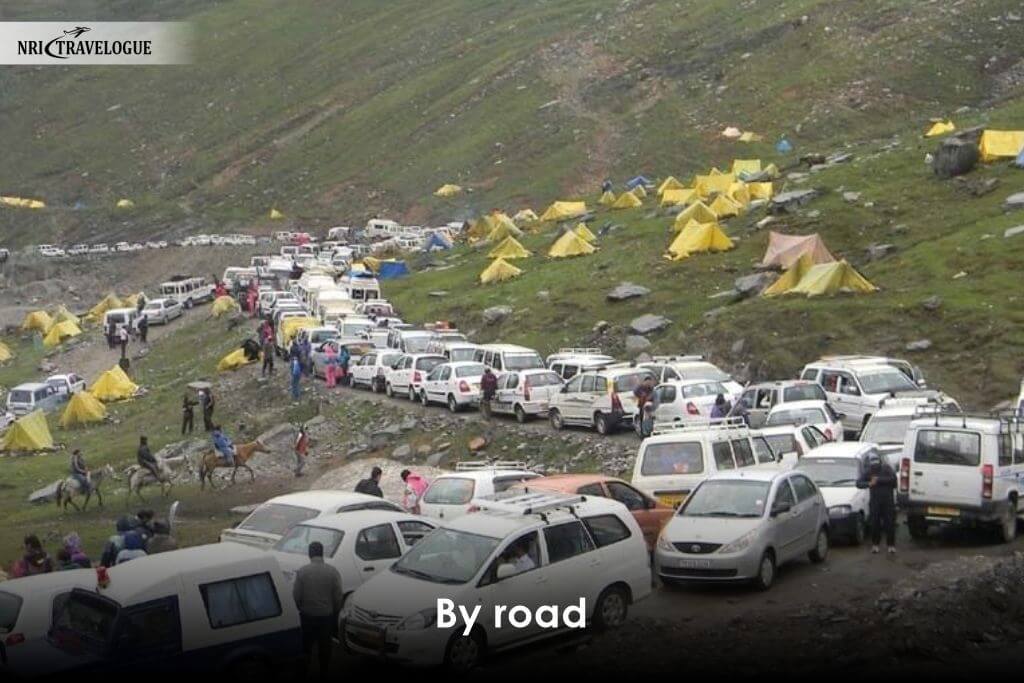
[[55, 464, 117, 512], [125, 457, 182, 504]]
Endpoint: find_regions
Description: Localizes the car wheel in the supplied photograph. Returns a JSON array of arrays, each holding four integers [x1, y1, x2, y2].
[[386, 382, 394, 398], [372, 378, 382, 394], [444, 629, 484, 672], [595, 412, 614, 436], [593, 585, 629, 631], [447, 395, 459, 413], [753, 551, 775, 591], [808, 527, 829, 563], [420, 390, 429, 407], [549, 409, 564, 430], [852, 514, 866, 546], [999, 499, 1018, 544], [514, 405, 528, 424], [907, 515, 928, 540]]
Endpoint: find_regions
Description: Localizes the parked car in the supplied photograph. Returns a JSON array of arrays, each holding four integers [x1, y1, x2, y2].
[[472, 344, 545, 372], [419, 361, 486, 412], [754, 423, 831, 467], [489, 368, 565, 422], [419, 462, 540, 521], [547, 365, 655, 435], [220, 491, 403, 550], [764, 400, 845, 442], [157, 276, 215, 309], [730, 380, 828, 428], [425, 340, 480, 363], [350, 350, 404, 393], [6, 382, 62, 416], [141, 297, 183, 325], [343, 493, 651, 669], [795, 442, 881, 544], [310, 340, 375, 377], [860, 395, 962, 469], [546, 348, 616, 381], [89, 244, 109, 254], [385, 329, 433, 354], [45, 373, 86, 398], [385, 353, 446, 400], [102, 308, 139, 336], [655, 468, 830, 590], [647, 379, 734, 425], [640, 357, 744, 401], [49, 545, 304, 675], [898, 409, 1024, 543]]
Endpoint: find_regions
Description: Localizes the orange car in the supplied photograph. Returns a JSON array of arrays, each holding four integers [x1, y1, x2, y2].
[[510, 474, 673, 550]]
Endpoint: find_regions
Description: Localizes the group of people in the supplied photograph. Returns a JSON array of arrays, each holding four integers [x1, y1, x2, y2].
[[10, 533, 90, 577]]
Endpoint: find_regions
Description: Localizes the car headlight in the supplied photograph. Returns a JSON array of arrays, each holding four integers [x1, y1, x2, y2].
[[397, 608, 437, 631], [828, 505, 853, 517], [656, 532, 676, 553], [719, 528, 761, 554]]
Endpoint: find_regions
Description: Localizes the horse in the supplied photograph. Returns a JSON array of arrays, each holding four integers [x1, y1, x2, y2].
[[198, 439, 270, 490], [55, 464, 117, 512], [125, 456, 186, 504]]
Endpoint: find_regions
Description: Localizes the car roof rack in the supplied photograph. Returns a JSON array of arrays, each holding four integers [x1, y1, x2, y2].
[[651, 417, 749, 436], [553, 347, 606, 356], [455, 460, 530, 471], [475, 492, 587, 522], [650, 355, 705, 363], [913, 406, 1022, 433]]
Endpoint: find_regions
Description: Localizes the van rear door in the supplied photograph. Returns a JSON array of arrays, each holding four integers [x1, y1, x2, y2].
[[908, 428, 984, 507]]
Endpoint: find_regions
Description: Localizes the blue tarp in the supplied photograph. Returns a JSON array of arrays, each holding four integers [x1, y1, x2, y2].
[[424, 232, 452, 250], [1015, 147, 1024, 169], [378, 261, 410, 280], [625, 175, 653, 189], [776, 137, 793, 154]]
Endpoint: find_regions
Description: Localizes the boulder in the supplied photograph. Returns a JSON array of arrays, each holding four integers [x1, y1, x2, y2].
[[1005, 225, 1024, 239], [733, 272, 776, 299], [28, 481, 62, 505], [482, 305, 513, 325], [629, 314, 671, 335], [426, 452, 445, 467], [905, 339, 932, 352], [625, 335, 651, 355], [607, 282, 651, 301], [921, 296, 942, 311], [865, 243, 897, 261], [769, 189, 819, 214], [1004, 192, 1024, 211], [468, 436, 488, 452], [392, 444, 412, 459], [842, 191, 861, 203], [932, 138, 979, 178]]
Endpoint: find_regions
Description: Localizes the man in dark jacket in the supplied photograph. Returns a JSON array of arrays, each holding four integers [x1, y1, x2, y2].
[[293, 542, 343, 680], [137, 435, 160, 481], [858, 454, 897, 554], [355, 467, 383, 497], [182, 392, 197, 434], [479, 368, 498, 419], [137, 314, 149, 343]]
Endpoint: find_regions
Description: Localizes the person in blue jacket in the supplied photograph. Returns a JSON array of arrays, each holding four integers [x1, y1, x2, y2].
[[212, 425, 235, 466]]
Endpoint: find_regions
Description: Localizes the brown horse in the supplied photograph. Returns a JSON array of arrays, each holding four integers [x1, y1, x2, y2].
[[198, 439, 269, 490]]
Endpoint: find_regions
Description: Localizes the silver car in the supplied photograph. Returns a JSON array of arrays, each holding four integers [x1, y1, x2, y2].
[[654, 468, 829, 590]]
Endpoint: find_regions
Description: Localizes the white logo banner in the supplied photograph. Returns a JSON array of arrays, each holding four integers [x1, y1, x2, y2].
[[0, 22, 191, 65]]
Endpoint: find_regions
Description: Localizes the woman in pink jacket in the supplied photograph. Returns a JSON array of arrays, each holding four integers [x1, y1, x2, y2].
[[400, 469, 429, 514]]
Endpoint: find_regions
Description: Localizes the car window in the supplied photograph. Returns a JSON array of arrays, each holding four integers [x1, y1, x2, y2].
[[0, 591, 22, 632], [564, 375, 584, 392], [274, 525, 344, 557], [641, 442, 704, 475], [581, 376, 597, 393], [783, 384, 827, 402], [116, 601, 180, 653], [355, 524, 402, 561], [423, 477, 475, 504], [506, 374, 519, 389], [773, 480, 796, 508], [820, 371, 841, 393], [481, 532, 540, 586], [731, 439, 756, 468], [655, 385, 677, 404], [607, 482, 647, 511], [712, 441, 736, 470], [790, 475, 817, 502], [583, 514, 632, 548], [238, 504, 318, 536], [801, 368, 818, 381], [914, 430, 981, 467], [577, 483, 605, 497], [543, 521, 595, 564], [200, 573, 282, 629], [751, 436, 777, 464], [493, 475, 537, 493], [396, 521, 435, 547], [803, 427, 827, 449]]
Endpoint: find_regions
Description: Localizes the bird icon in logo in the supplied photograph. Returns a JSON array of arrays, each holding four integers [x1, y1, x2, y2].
[[62, 26, 91, 39]]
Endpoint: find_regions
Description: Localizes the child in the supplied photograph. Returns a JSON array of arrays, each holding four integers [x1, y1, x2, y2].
[[294, 425, 310, 477]]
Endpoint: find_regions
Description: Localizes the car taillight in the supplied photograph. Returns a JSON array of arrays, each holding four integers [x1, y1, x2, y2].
[[824, 428, 833, 441], [459, 380, 471, 393], [982, 464, 993, 500], [523, 378, 531, 402], [611, 393, 623, 412], [413, 371, 422, 383], [899, 458, 910, 493], [686, 401, 699, 416], [5, 632, 25, 646], [466, 505, 480, 514]]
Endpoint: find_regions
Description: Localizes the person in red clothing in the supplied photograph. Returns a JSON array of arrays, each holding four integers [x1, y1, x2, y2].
[[480, 367, 499, 419], [294, 425, 310, 477]]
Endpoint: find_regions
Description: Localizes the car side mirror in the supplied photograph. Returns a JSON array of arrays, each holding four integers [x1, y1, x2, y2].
[[917, 379, 927, 388], [771, 501, 792, 517], [837, 413, 846, 420], [496, 563, 516, 581]]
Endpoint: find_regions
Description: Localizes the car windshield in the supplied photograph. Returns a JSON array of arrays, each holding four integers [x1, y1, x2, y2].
[[766, 408, 826, 426], [526, 372, 563, 387], [416, 357, 445, 371], [0, 591, 22, 632], [423, 478, 475, 505], [504, 353, 545, 371], [681, 480, 770, 518], [8, 390, 31, 404], [341, 324, 372, 336], [391, 528, 499, 585], [796, 460, 861, 487], [448, 348, 477, 362], [679, 364, 730, 382], [455, 364, 485, 378], [238, 503, 319, 536], [782, 384, 826, 402], [914, 430, 981, 467], [861, 416, 912, 445], [614, 372, 651, 394], [274, 525, 345, 557], [404, 337, 431, 353], [763, 434, 799, 456], [381, 354, 403, 367], [859, 371, 917, 394], [680, 382, 726, 398], [641, 442, 704, 476]]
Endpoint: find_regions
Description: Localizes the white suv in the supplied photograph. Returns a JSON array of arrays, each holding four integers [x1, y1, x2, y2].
[[342, 492, 651, 669], [419, 361, 486, 412], [648, 379, 734, 425], [548, 364, 656, 435], [490, 368, 565, 422], [861, 396, 961, 468], [898, 410, 1024, 543], [640, 357, 744, 401], [350, 349, 404, 393], [385, 353, 446, 400], [419, 461, 541, 521], [763, 400, 844, 442], [546, 348, 616, 381]]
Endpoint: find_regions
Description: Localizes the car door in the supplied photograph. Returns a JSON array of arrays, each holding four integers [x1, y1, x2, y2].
[[429, 367, 451, 401], [557, 375, 585, 422], [540, 521, 601, 621], [606, 481, 662, 548], [769, 478, 803, 562], [355, 354, 375, 385], [834, 373, 865, 430], [352, 523, 404, 585], [476, 532, 549, 647], [394, 519, 436, 550], [652, 384, 679, 424], [789, 474, 824, 550]]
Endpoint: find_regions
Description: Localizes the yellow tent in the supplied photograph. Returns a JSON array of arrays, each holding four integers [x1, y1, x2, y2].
[[513, 209, 538, 223], [20, 311, 53, 334], [673, 201, 718, 230], [270, 208, 284, 220], [59, 391, 107, 428], [786, 260, 877, 297], [485, 213, 523, 242], [487, 236, 531, 260], [710, 194, 742, 219], [762, 253, 816, 298], [90, 366, 140, 402], [217, 348, 259, 372], [0, 410, 53, 452], [727, 182, 751, 207], [362, 257, 381, 273], [695, 173, 736, 197], [611, 191, 642, 209], [657, 176, 686, 196], [738, 132, 763, 142], [280, 317, 317, 345], [632, 184, 647, 199], [748, 182, 774, 200], [665, 223, 734, 261], [540, 201, 587, 222], [434, 184, 462, 198], [598, 191, 617, 207], [115, 198, 135, 209], [86, 294, 124, 322], [925, 121, 956, 138], [211, 295, 239, 317], [479, 258, 523, 285], [548, 230, 597, 258], [53, 305, 80, 326], [731, 159, 762, 176], [42, 320, 82, 348], [0, 341, 12, 362], [979, 130, 1024, 163], [660, 188, 694, 207], [575, 223, 597, 243], [0, 196, 46, 210]]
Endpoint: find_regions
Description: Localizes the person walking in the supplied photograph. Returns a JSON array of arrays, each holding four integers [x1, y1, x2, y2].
[[293, 541, 343, 681], [480, 367, 498, 420], [117, 325, 129, 358], [355, 466, 383, 497], [181, 392, 197, 435], [290, 355, 303, 401], [859, 453, 897, 554], [400, 469, 429, 514], [137, 314, 149, 344], [294, 425, 310, 477], [324, 343, 338, 388]]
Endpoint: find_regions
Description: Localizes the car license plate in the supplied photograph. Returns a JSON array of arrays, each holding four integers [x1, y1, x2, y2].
[[679, 559, 711, 569], [927, 506, 960, 517], [349, 624, 385, 647], [658, 493, 686, 508]]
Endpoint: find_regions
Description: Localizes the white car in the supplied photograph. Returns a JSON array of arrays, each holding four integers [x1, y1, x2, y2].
[[547, 365, 656, 435], [141, 297, 184, 325], [654, 468, 830, 590], [754, 423, 832, 467], [648, 379, 734, 425], [419, 361, 486, 412], [419, 462, 541, 521], [350, 349, 405, 393], [795, 442, 880, 544], [385, 353, 446, 400], [343, 493, 651, 669], [490, 368, 565, 422], [0, 410, 14, 432], [67, 244, 89, 256], [730, 380, 828, 428], [89, 243, 109, 254], [45, 373, 86, 398], [270, 510, 437, 609], [641, 357, 744, 401], [860, 396, 961, 469], [546, 348, 616, 381], [39, 247, 65, 258], [220, 491, 403, 550], [763, 400, 845, 442]]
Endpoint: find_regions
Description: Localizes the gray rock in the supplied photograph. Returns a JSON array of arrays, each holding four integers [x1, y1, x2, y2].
[[256, 423, 295, 451], [392, 444, 412, 459], [629, 314, 671, 335], [482, 305, 513, 325], [428, 291, 448, 298], [1004, 225, 1024, 239], [625, 335, 651, 355], [734, 272, 776, 299], [369, 432, 393, 449], [536, 290, 550, 302], [399, 417, 418, 431], [921, 296, 942, 311], [770, 189, 819, 214], [865, 243, 897, 261], [426, 452, 445, 467], [843, 191, 862, 203], [635, 352, 653, 363], [28, 481, 61, 505], [607, 282, 651, 301], [731, 339, 747, 355], [905, 339, 932, 352]]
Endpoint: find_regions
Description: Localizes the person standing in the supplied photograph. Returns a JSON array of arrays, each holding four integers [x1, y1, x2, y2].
[[294, 425, 310, 477], [324, 343, 338, 388], [117, 325, 129, 358], [710, 394, 731, 420], [400, 469, 429, 514], [338, 345, 351, 386], [181, 392, 197, 434], [137, 314, 149, 344], [479, 367, 498, 420], [146, 521, 178, 554], [859, 454, 897, 554], [633, 376, 655, 415], [355, 466, 383, 497], [201, 389, 216, 432], [290, 355, 303, 401], [106, 320, 117, 349], [11, 535, 53, 577], [293, 541, 343, 681]]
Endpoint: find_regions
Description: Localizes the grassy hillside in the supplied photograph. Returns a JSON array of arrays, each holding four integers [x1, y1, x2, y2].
[[1, 0, 1023, 245]]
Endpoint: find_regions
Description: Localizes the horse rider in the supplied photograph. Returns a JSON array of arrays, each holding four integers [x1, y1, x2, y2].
[[137, 435, 161, 481], [69, 448, 91, 492], [212, 425, 236, 467]]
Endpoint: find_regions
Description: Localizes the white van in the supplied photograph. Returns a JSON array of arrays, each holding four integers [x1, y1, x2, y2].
[[546, 348, 616, 381], [6, 382, 62, 416], [102, 308, 138, 335], [472, 344, 545, 373], [158, 277, 215, 308], [221, 267, 257, 289]]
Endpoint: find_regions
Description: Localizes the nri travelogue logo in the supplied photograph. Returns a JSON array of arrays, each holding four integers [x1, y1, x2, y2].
[[0, 22, 190, 64]]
